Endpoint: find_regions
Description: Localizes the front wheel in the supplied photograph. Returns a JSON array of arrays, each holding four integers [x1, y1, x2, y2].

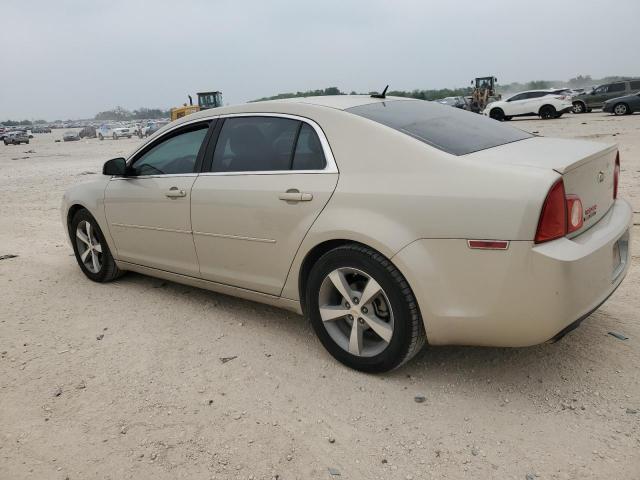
[[70, 210, 123, 283], [98, 133, 104, 140], [572, 101, 586, 114], [305, 243, 425, 372], [113, 133, 118, 140], [489, 108, 505, 121], [613, 103, 629, 116]]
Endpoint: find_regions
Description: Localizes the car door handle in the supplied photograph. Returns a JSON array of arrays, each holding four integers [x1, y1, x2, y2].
[[278, 189, 313, 202], [165, 187, 186, 198]]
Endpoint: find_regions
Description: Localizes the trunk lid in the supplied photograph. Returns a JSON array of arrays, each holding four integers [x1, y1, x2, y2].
[[467, 137, 617, 236]]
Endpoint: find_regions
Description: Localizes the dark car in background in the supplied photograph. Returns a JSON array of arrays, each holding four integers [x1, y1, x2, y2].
[[572, 79, 640, 113], [434, 96, 467, 109], [603, 91, 640, 116], [3, 131, 30, 145], [63, 131, 81, 142], [78, 126, 97, 138]]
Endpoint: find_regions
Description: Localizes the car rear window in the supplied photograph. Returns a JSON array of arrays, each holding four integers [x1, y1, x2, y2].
[[346, 100, 532, 155]]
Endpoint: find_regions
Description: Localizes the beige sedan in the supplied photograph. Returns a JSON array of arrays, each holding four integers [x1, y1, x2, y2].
[[61, 95, 632, 372]]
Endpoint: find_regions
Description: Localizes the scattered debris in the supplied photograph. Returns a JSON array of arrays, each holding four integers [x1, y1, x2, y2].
[[120, 426, 127, 434], [381, 459, 388, 464], [24, 149, 35, 153], [608, 331, 628, 340], [286, 454, 292, 461], [626, 408, 637, 414], [0, 254, 18, 261], [208, 399, 213, 405], [414, 395, 426, 403], [150, 452, 157, 460], [96, 334, 104, 341], [328, 467, 341, 476], [52, 386, 62, 397], [526, 474, 536, 480], [220, 356, 237, 364], [471, 447, 479, 456], [57, 349, 69, 354], [328, 436, 335, 444], [78, 171, 96, 175], [76, 380, 86, 390]]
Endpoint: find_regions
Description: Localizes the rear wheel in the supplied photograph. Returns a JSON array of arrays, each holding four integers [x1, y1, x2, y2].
[[539, 105, 556, 119], [572, 101, 586, 114], [613, 103, 629, 116], [305, 243, 425, 372], [503, 116, 512, 121], [98, 133, 104, 140], [70, 209, 123, 283], [489, 108, 505, 121], [112, 133, 118, 140]]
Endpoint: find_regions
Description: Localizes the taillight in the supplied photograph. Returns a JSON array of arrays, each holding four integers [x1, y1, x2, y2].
[[535, 179, 567, 243], [613, 151, 620, 199], [566, 195, 583, 233]]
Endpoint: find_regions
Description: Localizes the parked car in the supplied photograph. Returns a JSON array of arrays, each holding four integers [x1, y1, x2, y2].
[[63, 131, 81, 142], [435, 96, 467, 109], [602, 91, 640, 116], [572, 79, 640, 113], [78, 126, 97, 138], [61, 96, 631, 372], [96, 124, 132, 140], [483, 89, 573, 120], [4, 131, 30, 145], [144, 121, 169, 137]]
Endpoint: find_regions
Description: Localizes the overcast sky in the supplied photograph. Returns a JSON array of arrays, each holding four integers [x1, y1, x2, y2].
[[1, 0, 638, 120]]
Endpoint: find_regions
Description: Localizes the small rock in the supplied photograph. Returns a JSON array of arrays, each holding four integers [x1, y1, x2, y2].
[[150, 452, 157, 460], [381, 458, 388, 464], [414, 395, 426, 403], [328, 467, 340, 476], [52, 386, 62, 397], [526, 474, 535, 480], [626, 408, 637, 414], [286, 454, 292, 461], [220, 356, 237, 364], [328, 436, 335, 444], [471, 447, 479, 456], [76, 380, 86, 390], [120, 426, 127, 434], [96, 334, 104, 341]]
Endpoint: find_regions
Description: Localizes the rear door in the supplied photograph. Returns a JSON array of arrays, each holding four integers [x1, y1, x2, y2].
[[191, 115, 338, 295], [104, 121, 213, 276], [606, 82, 627, 102]]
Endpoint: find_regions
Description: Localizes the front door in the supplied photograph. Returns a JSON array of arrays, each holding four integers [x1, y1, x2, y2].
[[191, 115, 338, 295], [104, 122, 211, 276]]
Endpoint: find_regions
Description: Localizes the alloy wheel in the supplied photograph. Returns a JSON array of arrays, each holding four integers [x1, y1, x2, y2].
[[75, 220, 103, 273], [614, 103, 627, 115], [318, 267, 394, 357]]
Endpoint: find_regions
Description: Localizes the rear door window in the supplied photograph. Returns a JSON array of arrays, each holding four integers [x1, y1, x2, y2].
[[292, 123, 326, 170], [609, 83, 626, 93], [211, 117, 300, 172], [630, 80, 640, 90], [347, 100, 532, 156]]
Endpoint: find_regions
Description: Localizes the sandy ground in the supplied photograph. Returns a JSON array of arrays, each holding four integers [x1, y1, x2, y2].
[[1, 113, 639, 480]]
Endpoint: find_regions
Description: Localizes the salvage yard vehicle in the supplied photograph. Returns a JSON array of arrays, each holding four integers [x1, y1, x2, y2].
[[602, 91, 640, 116], [572, 79, 640, 113], [63, 130, 81, 142], [97, 123, 132, 140], [61, 95, 632, 372], [3, 131, 29, 145], [484, 90, 573, 120]]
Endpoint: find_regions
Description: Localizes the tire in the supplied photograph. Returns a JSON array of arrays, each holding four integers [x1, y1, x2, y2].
[[572, 101, 586, 114], [113, 133, 118, 140], [554, 113, 563, 118], [70, 209, 123, 283], [613, 103, 629, 116], [539, 105, 556, 119], [504, 116, 512, 121], [26, 140, 29, 144], [127, 135, 132, 139], [489, 108, 505, 121], [98, 133, 104, 140], [305, 243, 425, 372]]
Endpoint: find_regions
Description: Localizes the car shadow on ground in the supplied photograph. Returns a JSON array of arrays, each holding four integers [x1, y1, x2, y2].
[[112, 271, 623, 396]]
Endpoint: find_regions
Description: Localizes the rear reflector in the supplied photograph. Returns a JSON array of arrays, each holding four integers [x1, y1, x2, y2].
[[566, 195, 583, 233], [535, 179, 567, 244], [467, 240, 510, 250], [613, 151, 620, 199]]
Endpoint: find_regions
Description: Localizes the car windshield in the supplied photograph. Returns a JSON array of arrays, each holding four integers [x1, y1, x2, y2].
[[346, 100, 532, 156]]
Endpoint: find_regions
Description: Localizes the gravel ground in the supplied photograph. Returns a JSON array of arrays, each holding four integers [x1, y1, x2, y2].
[[1, 112, 639, 480]]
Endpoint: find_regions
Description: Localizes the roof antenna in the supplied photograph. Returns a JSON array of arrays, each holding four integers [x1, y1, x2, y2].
[[371, 85, 389, 99]]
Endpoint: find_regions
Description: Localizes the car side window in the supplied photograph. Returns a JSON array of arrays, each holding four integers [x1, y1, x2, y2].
[[292, 123, 326, 170], [609, 83, 626, 93], [508, 94, 524, 102], [130, 124, 209, 176], [630, 80, 640, 90], [594, 85, 608, 94], [211, 117, 300, 172]]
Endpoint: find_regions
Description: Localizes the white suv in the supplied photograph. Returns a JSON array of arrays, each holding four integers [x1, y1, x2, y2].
[[97, 124, 133, 140], [483, 90, 573, 121]]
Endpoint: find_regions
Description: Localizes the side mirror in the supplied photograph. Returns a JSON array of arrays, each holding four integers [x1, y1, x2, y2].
[[103, 157, 127, 176]]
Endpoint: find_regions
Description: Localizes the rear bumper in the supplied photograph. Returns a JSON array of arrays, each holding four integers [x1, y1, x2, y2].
[[602, 103, 614, 113], [392, 199, 632, 347]]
